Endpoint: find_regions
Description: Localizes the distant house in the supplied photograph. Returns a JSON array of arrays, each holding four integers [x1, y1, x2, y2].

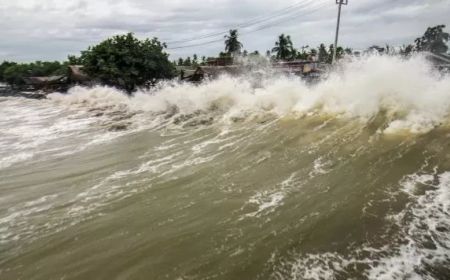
[[175, 65, 243, 83], [175, 66, 197, 81], [174, 60, 325, 83], [272, 60, 325, 77], [200, 65, 244, 77], [367, 45, 386, 54], [206, 57, 234, 66], [68, 65, 91, 85], [19, 65, 93, 92], [23, 75, 67, 91], [352, 50, 363, 57]]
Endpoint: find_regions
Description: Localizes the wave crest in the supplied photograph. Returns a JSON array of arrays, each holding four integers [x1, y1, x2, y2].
[[48, 55, 450, 134]]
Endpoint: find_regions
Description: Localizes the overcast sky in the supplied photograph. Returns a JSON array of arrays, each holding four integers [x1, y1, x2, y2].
[[0, 0, 449, 62]]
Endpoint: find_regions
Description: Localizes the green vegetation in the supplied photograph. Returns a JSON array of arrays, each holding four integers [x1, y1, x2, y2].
[[0, 33, 174, 91], [176, 30, 350, 65], [272, 34, 295, 60], [295, 46, 310, 60], [270, 36, 346, 62], [415, 25, 449, 54], [0, 61, 17, 83], [79, 33, 174, 92], [400, 25, 449, 56], [176, 55, 207, 67], [224, 29, 243, 55], [1, 24, 448, 90], [0, 61, 67, 87], [318, 44, 328, 63], [176, 24, 449, 65]]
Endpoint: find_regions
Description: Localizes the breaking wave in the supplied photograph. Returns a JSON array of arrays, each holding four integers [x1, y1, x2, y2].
[[47, 54, 450, 134]]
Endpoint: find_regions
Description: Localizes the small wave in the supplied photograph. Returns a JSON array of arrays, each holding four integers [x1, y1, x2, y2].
[[245, 191, 286, 218], [0, 152, 34, 169], [242, 173, 298, 219]]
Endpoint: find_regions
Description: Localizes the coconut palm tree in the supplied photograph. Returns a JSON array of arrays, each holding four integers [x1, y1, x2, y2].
[[272, 34, 295, 60], [296, 45, 310, 60], [224, 29, 243, 55], [318, 44, 328, 63]]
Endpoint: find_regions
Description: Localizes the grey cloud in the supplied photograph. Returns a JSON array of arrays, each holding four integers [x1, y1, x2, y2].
[[0, 0, 449, 61]]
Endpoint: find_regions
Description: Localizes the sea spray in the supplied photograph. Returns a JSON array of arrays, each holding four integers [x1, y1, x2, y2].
[[48, 54, 450, 134]]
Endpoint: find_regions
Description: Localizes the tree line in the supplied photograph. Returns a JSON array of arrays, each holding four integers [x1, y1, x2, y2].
[[0, 61, 69, 87], [0, 25, 448, 92], [177, 25, 449, 65], [0, 33, 175, 92], [176, 31, 352, 66], [401, 25, 449, 55]]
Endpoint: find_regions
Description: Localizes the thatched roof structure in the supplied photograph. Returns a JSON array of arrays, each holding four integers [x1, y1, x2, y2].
[[175, 66, 197, 79], [199, 65, 244, 77], [23, 75, 66, 86], [176, 65, 245, 82], [68, 65, 90, 82], [176, 61, 326, 83], [206, 57, 233, 66]]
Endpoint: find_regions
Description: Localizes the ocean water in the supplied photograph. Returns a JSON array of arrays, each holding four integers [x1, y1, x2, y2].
[[0, 55, 449, 279]]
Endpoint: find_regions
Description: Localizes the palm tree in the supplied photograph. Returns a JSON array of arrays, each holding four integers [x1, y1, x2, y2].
[[272, 34, 295, 60], [224, 29, 243, 55], [318, 44, 328, 63], [296, 45, 309, 60], [193, 54, 198, 66]]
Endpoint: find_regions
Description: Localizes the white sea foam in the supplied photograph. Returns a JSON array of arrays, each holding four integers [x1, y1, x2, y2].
[[245, 191, 285, 218], [309, 156, 333, 177], [274, 170, 450, 280], [0, 98, 102, 169], [243, 173, 298, 218], [0, 199, 56, 244], [0, 152, 34, 169], [368, 171, 450, 279], [44, 55, 450, 134]]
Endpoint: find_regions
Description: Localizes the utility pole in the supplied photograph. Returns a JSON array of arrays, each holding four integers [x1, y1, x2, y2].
[[332, 0, 348, 64]]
